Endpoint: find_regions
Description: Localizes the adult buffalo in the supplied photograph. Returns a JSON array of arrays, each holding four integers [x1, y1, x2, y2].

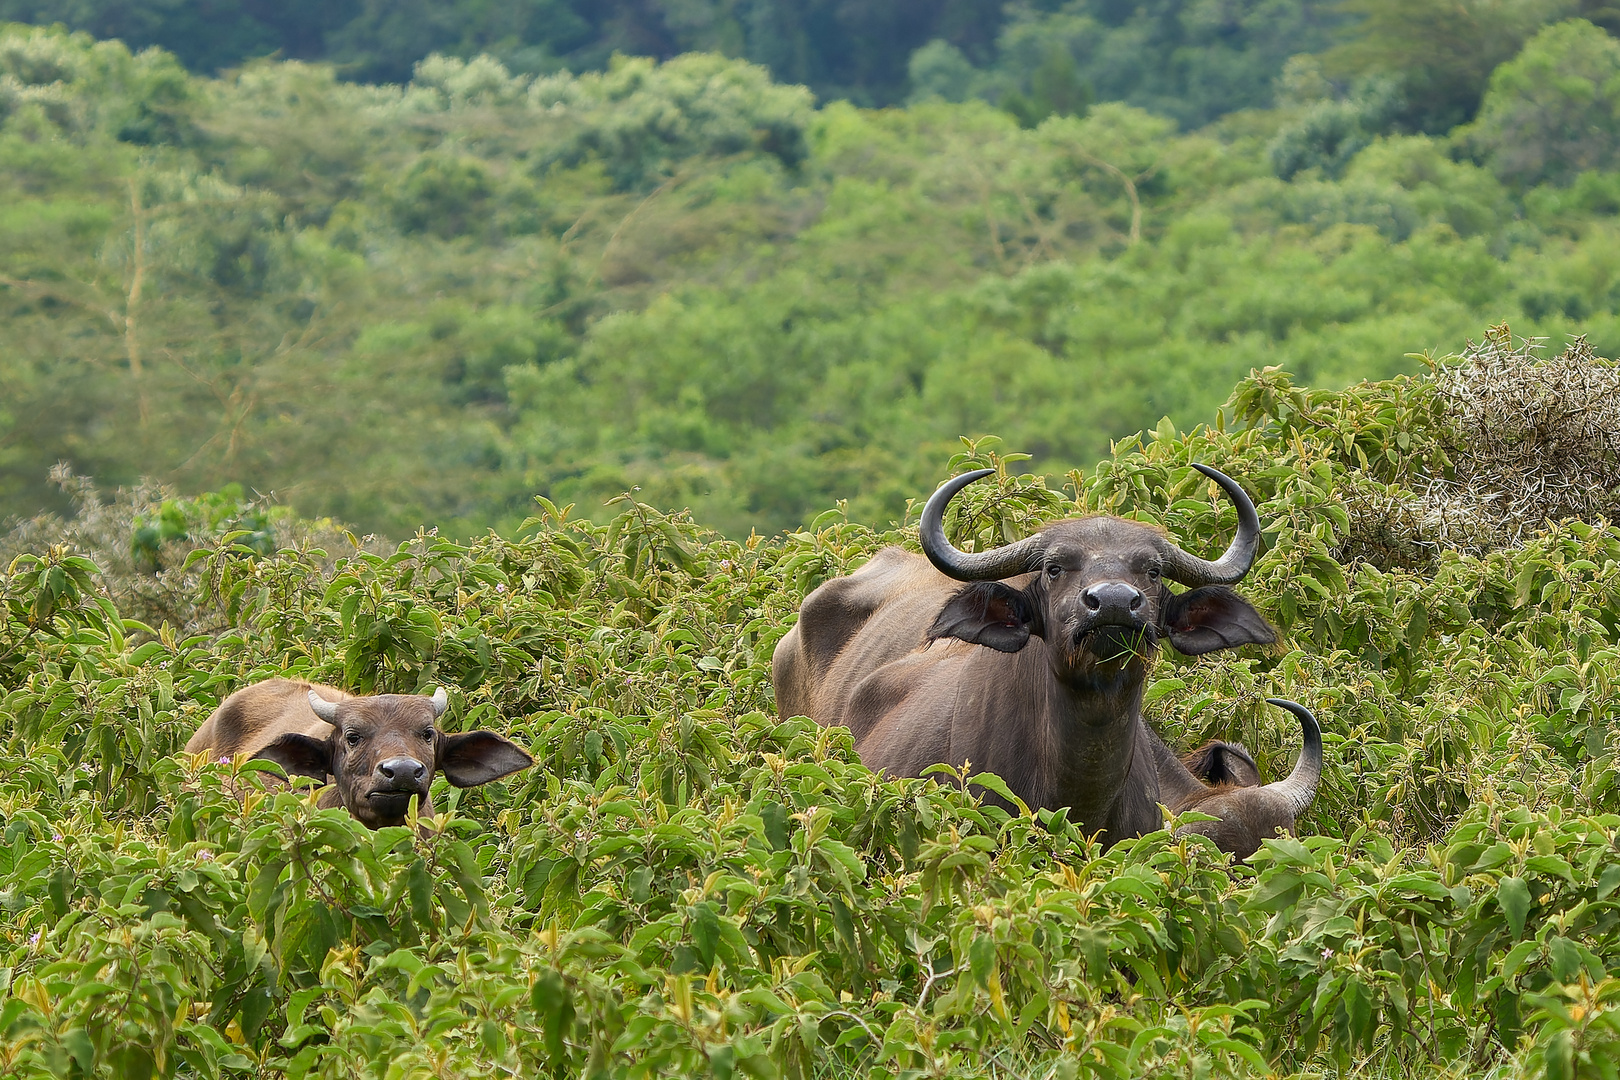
[[185, 678, 533, 829], [773, 465, 1322, 857]]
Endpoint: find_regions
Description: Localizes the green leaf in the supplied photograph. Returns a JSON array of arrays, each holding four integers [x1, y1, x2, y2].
[[1546, 1028, 1575, 1080], [966, 771, 1028, 814], [969, 934, 995, 987], [1499, 877, 1531, 940]]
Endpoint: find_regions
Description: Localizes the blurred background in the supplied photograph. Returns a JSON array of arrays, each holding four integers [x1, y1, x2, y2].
[[2, 0, 1619, 539]]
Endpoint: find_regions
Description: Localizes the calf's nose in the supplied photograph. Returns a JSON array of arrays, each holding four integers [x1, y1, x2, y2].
[[1082, 582, 1145, 616], [377, 757, 426, 784]]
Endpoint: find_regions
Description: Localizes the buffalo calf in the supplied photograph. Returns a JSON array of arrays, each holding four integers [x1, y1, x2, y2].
[[186, 678, 532, 828]]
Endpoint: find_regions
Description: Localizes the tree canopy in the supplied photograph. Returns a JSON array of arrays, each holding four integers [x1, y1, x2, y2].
[[9, 21, 1620, 537]]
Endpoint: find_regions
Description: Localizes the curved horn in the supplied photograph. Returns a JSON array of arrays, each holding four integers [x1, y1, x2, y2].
[[918, 469, 1047, 581], [307, 690, 341, 724], [429, 686, 448, 717], [1260, 697, 1322, 816], [1160, 464, 1262, 586]]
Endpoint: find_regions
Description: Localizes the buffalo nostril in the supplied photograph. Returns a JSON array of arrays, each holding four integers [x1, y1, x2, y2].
[[1083, 588, 1103, 610], [1129, 592, 1144, 611]]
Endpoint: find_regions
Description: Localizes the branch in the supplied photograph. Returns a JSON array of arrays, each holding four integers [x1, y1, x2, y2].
[[1074, 151, 1158, 246]]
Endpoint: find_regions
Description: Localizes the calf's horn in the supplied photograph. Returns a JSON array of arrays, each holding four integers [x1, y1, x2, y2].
[[430, 687, 448, 717], [1160, 464, 1262, 586], [919, 469, 1047, 581], [308, 690, 341, 723], [1258, 697, 1322, 816]]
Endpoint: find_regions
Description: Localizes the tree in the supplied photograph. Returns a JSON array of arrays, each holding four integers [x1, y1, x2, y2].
[[1001, 44, 1092, 127], [1326, 0, 1589, 133], [1465, 18, 1620, 187]]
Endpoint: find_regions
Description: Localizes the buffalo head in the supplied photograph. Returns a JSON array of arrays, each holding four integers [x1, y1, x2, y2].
[[922, 465, 1277, 685], [1175, 698, 1323, 859], [254, 687, 533, 828]]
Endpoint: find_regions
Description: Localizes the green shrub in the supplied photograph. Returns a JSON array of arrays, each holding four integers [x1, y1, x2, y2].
[[5, 341, 1620, 1075]]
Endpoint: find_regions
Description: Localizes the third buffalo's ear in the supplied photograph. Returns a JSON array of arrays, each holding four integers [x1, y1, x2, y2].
[[436, 731, 534, 787], [1181, 740, 1262, 789], [774, 463, 1323, 857], [253, 731, 334, 783]]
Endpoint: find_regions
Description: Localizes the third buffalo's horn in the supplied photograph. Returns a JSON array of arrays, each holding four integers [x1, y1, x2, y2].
[[918, 469, 1047, 581], [1158, 464, 1262, 586], [1258, 697, 1323, 815]]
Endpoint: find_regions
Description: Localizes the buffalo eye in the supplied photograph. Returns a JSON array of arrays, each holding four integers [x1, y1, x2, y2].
[[1146, 566, 1161, 582], [345, 730, 362, 747], [419, 728, 434, 742], [1046, 564, 1062, 579]]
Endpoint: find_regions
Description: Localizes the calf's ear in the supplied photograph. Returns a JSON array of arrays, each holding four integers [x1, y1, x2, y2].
[[928, 581, 1042, 653], [438, 731, 534, 788], [252, 733, 333, 782], [1162, 586, 1276, 656]]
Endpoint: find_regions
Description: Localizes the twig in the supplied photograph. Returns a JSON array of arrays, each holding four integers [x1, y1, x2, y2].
[[596, 174, 682, 276], [126, 178, 149, 423], [917, 959, 961, 1010], [823, 1008, 882, 1045], [964, 159, 1008, 270]]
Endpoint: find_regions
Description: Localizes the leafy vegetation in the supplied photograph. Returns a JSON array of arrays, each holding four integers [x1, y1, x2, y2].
[[5, 340, 1620, 1076]]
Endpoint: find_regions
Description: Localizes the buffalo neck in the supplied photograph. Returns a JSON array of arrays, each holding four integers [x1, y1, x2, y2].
[[1042, 650, 1159, 842]]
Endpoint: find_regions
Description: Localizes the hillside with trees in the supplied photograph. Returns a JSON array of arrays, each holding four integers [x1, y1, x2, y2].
[[7, 15, 1620, 538]]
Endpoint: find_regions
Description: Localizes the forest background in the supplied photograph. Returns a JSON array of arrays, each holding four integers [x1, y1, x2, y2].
[[6, 0, 1620, 539]]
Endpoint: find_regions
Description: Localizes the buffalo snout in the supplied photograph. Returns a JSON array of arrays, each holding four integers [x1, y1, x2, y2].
[[1081, 582, 1144, 617], [375, 756, 427, 787]]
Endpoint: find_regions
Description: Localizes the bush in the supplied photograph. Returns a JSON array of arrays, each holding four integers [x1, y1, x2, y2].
[[6, 345, 1620, 1075]]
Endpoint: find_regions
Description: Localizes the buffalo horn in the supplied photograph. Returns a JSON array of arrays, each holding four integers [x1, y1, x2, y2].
[[1259, 697, 1322, 816], [918, 469, 1047, 581], [430, 687, 448, 717], [1160, 464, 1262, 586], [308, 690, 341, 724]]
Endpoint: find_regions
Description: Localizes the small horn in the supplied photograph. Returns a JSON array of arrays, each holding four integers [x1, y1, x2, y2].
[[1160, 464, 1262, 586], [918, 469, 1046, 581], [430, 687, 448, 717], [307, 690, 341, 724], [1259, 697, 1322, 816]]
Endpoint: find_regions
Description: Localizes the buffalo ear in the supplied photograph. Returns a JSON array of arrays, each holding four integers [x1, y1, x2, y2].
[[251, 733, 333, 782], [1182, 741, 1262, 788], [438, 731, 534, 788], [1163, 586, 1276, 656], [928, 581, 1042, 653]]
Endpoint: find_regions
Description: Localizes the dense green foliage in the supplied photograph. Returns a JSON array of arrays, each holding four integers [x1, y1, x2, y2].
[[12, 22, 1620, 539], [0, 0, 1007, 103], [9, 0, 1620, 129], [5, 347, 1620, 1076], [1462, 18, 1620, 187]]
